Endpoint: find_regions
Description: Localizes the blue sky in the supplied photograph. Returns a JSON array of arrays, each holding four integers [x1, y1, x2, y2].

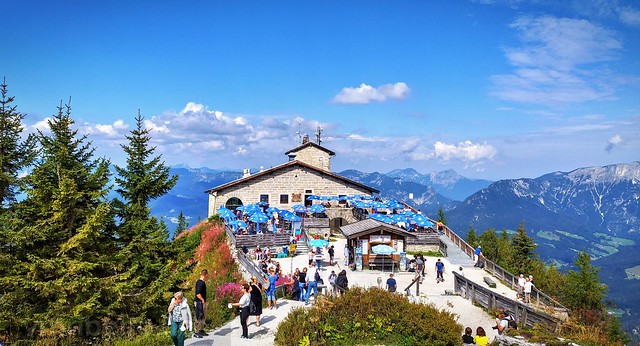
[[2, 0, 639, 180]]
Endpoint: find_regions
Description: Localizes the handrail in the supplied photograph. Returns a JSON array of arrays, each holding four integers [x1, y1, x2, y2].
[[440, 224, 567, 310], [453, 271, 564, 331], [403, 276, 423, 296]]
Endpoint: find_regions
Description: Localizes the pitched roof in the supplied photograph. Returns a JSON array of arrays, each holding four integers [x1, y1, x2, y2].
[[204, 160, 379, 194], [284, 141, 335, 156], [339, 218, 417, 239]]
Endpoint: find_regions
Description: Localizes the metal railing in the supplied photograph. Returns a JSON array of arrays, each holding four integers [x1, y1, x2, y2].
[[453, 272, 564, 331]]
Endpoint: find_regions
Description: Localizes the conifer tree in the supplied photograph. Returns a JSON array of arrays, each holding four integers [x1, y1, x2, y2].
[[173, 211, 189, 239], [510, 222, 538, 275], [562, 251, 606, 311], [2, 101, 115, 337], [465, 225, 478, 248], [112, 111, 178, 323], [0, 78, 36, 207], [478, 228, 499, 260], [437, 206, 447, 225]]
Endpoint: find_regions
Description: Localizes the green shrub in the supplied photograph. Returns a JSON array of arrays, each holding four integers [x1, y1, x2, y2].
[[275, 287, 461, 346]]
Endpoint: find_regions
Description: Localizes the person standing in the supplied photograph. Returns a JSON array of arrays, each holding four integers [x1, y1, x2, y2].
[[415, 255, 425, 283], [474, 245, 482, 264], [168, 291, 193, 346], [328, 270, 338, 296], [305, 261, 318, 305], [297, 267, 307, 302], [335, 269, 349, 295], [343, 244, 350, 266], [386, 273, 397, 292], [266, 268, 279, 309], [524, 276, 534, 303], [328, 245, 335, 265], [231, 284, 252, 339], [462, 326, 474, 345], [249, 277, 263, 326], [517, 274, 526, 301], [435, 258, 445, 283], [194, 269, 208, 338]]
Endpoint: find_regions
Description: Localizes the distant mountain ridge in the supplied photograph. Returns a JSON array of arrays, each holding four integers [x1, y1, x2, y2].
[[385, 168, 493, 201]]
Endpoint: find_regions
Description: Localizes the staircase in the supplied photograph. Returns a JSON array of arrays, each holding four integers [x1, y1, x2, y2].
[[295, 241, 309, 255]]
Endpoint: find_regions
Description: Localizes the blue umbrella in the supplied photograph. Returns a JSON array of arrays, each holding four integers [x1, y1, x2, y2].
[[308, 239, 329, 248], [368, 213, 392, 224], [371, 244, 397, 255], [309, 204, 326, 213], [257, 201, 269, 207], [306, 195, 321, 200], [217, 208, 235, 218], [292, 204, 308, 213], [265, 207, 280, 213], [371, 244, 397, 272], [249, 212, 269, 224], [280, 211, 301, 222], [229, 220, 247, 228]]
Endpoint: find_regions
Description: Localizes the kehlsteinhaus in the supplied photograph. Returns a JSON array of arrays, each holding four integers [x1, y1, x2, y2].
[[205, 135, 380, 230]]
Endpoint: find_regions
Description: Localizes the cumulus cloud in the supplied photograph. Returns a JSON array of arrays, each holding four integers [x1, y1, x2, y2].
[[332, 82, 410, 104], [605, 134, 623, 152], [433, 141, 497, 162], [491, 15, 622, 105]]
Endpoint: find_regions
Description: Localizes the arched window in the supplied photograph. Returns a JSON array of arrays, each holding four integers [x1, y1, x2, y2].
[[226, 197, 243, 210]]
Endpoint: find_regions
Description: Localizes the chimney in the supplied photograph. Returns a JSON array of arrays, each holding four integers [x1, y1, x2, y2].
[[302, 134, 309, 144], [242, 168, 251, 178], [260, 166, 264, 172]]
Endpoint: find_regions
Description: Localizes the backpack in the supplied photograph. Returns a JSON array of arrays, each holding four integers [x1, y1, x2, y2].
[[315, 270, 323, 284], [503, 316, 517, 329]]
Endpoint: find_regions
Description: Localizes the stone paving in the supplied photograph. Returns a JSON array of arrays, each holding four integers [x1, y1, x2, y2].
[[185, 236, 513, 345]]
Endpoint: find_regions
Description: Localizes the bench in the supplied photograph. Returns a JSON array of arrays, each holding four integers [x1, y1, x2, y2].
[[483, 276, 496, 288]]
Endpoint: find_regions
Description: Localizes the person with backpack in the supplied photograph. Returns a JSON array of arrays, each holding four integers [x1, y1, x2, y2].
[[335, 269, 349, 295], [494, 311, 517, 334], [328, 270, 338, 296]]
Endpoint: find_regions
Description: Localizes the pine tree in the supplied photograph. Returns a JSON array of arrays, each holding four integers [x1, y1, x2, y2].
[[478, 228, 499, 260], [562, 251, 606, 311], [496, 229, 514, 269], [173, 211, 189, 239], [0, 78, 36, 207], [437, 206, 447, 225], [465, 225, 478, 248], [510, 222, 537, 275], [112, 111, 178, 323], [2, 101, 115, 338]]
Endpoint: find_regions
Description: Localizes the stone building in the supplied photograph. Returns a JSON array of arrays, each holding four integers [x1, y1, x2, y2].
[[205, 136, 379, 218]]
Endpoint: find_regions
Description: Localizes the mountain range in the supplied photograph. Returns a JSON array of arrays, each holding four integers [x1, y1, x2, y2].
[[153, 161, 640, 339]]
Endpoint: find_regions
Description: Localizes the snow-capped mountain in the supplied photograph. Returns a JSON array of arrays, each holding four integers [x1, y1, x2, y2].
[[385, 168, 493, 201]]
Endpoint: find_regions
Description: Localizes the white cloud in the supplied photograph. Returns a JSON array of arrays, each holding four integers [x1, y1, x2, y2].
[[605, 134, 623, 152], [619, 6, 640, 25], [332, 82, 410, 104], [433, 141, 497, 162], [491, 15, 622, 105]]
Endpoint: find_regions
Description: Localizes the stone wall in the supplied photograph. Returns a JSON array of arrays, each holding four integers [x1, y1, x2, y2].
[[208, 164, 371, 216], [293, 146, 331, 171]]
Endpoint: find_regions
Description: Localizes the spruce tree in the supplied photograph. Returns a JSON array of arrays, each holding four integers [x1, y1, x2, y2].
[[465, 225, 478, 248], [478, 228, 499, 260], [437, 206, 447, 225], [3, 101, 115, 338], [562, 251, 606, 311], [173, 211, 189, 239], [112, 111, 178, 323], [0, 78, 36, 207], [510, 222, 538, 275]]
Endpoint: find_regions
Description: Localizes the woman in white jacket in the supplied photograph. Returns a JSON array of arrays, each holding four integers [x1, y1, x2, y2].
[[168, 291, 193, 346]]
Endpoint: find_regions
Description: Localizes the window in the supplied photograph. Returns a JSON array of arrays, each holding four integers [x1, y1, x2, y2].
[[280, 194, 289, 204], [226, 197, 243, 210], [305, 189, 313, 193], [260, 194, 269, 203]]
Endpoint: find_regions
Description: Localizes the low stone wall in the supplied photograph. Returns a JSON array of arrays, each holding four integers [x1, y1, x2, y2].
[[406, 244, 439, 253]]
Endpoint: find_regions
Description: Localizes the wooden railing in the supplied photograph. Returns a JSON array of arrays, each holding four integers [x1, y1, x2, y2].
[[453, 272, 563, 331], [441, 225, 567, 310]]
